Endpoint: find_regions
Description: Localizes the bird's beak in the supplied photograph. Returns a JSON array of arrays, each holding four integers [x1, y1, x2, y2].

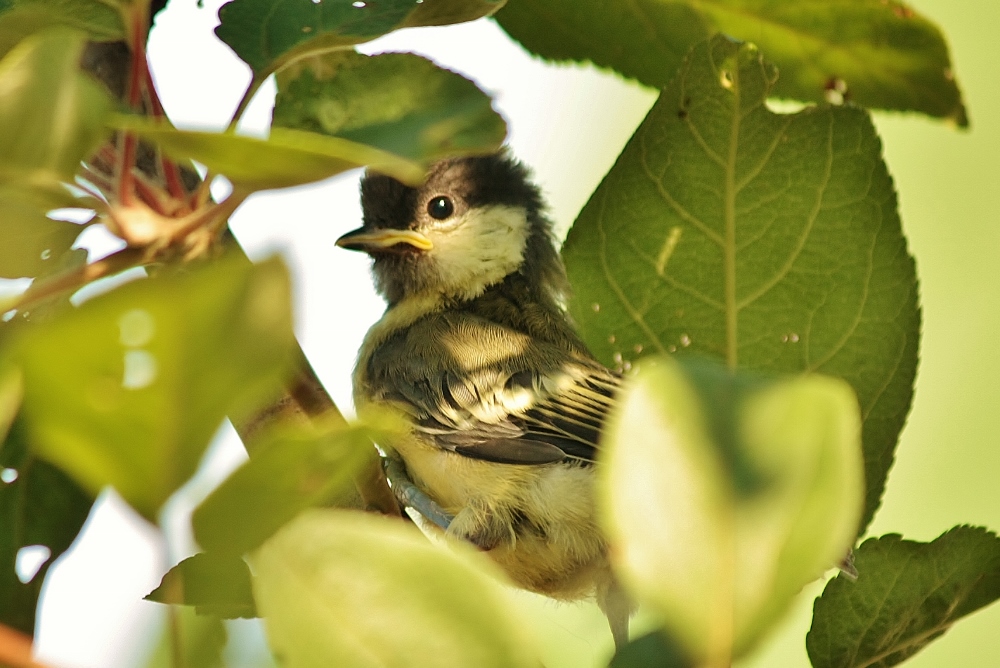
[[335, 227, 434, 253]]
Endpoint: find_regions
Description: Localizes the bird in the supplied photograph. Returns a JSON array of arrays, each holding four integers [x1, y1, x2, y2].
[[336, 151, 631, 648]]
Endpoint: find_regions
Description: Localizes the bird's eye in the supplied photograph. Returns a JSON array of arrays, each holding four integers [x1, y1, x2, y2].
[[427, 196, 454, 220]]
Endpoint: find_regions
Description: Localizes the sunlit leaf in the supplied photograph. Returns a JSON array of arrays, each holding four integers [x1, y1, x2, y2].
[[141, 604, 227, 668], [252, 510, 537, 668], [807, 527, 1000, 668], [11, 255, 295, 520], [274, 51, 506, 164], [494, 0, 966, 124], [216, 0, 503, 78], [145, 552, 256, 619], [0, 0, 124, 59], [109, 117, 426, 190], [600, 356, 863, 661], [192, 419, 379, 556], [0, 414, 94, 634], [0, 27, 113, 182], [564, 36, 918, 534]]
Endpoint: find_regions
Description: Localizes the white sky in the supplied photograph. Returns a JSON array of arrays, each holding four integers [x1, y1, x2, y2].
[[31, 2, 656, 666]]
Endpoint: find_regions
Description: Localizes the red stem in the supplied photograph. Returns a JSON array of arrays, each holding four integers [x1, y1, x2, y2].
[[142, 66, 187, 201]]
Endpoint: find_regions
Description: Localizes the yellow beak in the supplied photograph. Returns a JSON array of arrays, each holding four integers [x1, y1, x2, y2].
[[336, 228, 434, 253]]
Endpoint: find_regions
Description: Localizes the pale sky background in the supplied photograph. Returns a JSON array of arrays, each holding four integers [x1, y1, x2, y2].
[[28, 0, 1000, 666]]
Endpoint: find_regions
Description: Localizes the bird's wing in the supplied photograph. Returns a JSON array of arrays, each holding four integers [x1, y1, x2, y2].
[[368, 314, 619, 465]]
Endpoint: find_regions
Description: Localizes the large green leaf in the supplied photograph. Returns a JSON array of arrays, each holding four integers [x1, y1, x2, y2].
[[494, 0, 966, 125], [807, 527, 1000, 668], [600, 356, 863, 661], [11, 255, 296, 520], [273, 51, 506, 164], [563, 36, 918, 533], [192, 419, 379, 556], [216, 0, 504, 79], [252, 510, 537, 668], [0, 0, 124, 59], [110, 117, 427, 190], [0, 412, 94, 635], [0, 27, 113, 183]]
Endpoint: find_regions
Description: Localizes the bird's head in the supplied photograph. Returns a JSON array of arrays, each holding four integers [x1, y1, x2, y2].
[[337, 152, 568, 306]]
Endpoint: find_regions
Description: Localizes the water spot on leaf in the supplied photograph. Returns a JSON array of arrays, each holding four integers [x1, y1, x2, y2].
[[591, 303, 601, 312], [824, 77, 848, 105], [720, 70, 734, 89], [1, 467, 17, 483], [119, 308, 155, 348], [2, 311, 14, 322], [352, 1, 366, 6], [668, 345, 677, 353], [16, 545, 51, 584], [633, 344, 643, 354], [679, 333, 691, 347], [122, 350, 158, 390], [40, 249, 52, 260], [613, 352, 623, 365], [789, 333, 800, 343], [608, 334, 616, 344]]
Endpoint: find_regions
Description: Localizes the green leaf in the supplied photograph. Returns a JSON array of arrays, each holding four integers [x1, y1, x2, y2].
[[273, 51, 506, 164], [807, 527, 1000, 668], [1, 414, 94, 635], [12, 254, 296, 521], [610, 631, 694, 668], [252, 510, 537, 668], [600, 356, 863, 661], [0, 186, 89, 279], [142, 604, 228, 668], [192, 419, 380, 556], [0, 27, 113, 183], [563, 36, 918, 534], [145, 552, 257, 619], [0, 0, 125, 60], [109, 117, 426, 190], [216, 0, 503, 79], [494, 0, 967, 125]]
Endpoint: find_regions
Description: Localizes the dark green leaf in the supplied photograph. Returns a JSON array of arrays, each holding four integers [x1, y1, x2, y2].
[[494, 0, 967, 125], [0, 27, 113, 182], [12, 254, 295, 520], [600, 356, 863, 660], [145, 552, 256, 619], [0, 0, 124, 59], [192, 419, 378, 556], [1, 414, 94, 634], [252, 510, 537, 668], [0, 186, 89, 279], [216, 0, 503, 79], [610, 630, 693, 668], [564, 36, 918, 534], [274, 51, 506, 164], [807, 527, 1000, 668], [110, 117, 426, 190]]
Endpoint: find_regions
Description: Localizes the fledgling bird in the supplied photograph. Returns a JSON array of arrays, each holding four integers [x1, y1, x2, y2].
[[337, 152, 631, 647]]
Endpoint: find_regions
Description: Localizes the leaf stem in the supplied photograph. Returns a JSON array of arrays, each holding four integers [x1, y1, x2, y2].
[[227, 75, 264, 133], [10, 247, 145, 314]]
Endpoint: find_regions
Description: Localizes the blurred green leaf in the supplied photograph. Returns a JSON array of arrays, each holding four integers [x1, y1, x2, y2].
[[192, 419, 378, 556], [12, 254, 295, 521], [274, 51, 506, 164], [494, 0, 966, 124], [109, 117, 426, 190], [564, 36, 918, 534], [0, 27, 113, 183], [142, 604, 227, 668], [0, 0, 125, 59], [600, 356, 863, 661], [610, 630, 693, 668], [216, 0, 503, 78], [145, 552, 256, 619], [0, 186, 89, 279], [252, 510, 537, 668], [807, 527, 1000, 668], [1, 414, 94, 635]]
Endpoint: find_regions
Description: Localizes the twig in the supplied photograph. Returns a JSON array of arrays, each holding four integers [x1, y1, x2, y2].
[[11, 247, 145, 313], [0, 622, 52, 668]]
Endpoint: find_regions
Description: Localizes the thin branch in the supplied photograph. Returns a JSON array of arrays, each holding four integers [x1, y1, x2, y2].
[[10, 247, 145, 313], [0, 622, 51, 668]]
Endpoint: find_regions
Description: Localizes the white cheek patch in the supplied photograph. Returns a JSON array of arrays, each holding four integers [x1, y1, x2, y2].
[[427, 205, 529, 301]]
